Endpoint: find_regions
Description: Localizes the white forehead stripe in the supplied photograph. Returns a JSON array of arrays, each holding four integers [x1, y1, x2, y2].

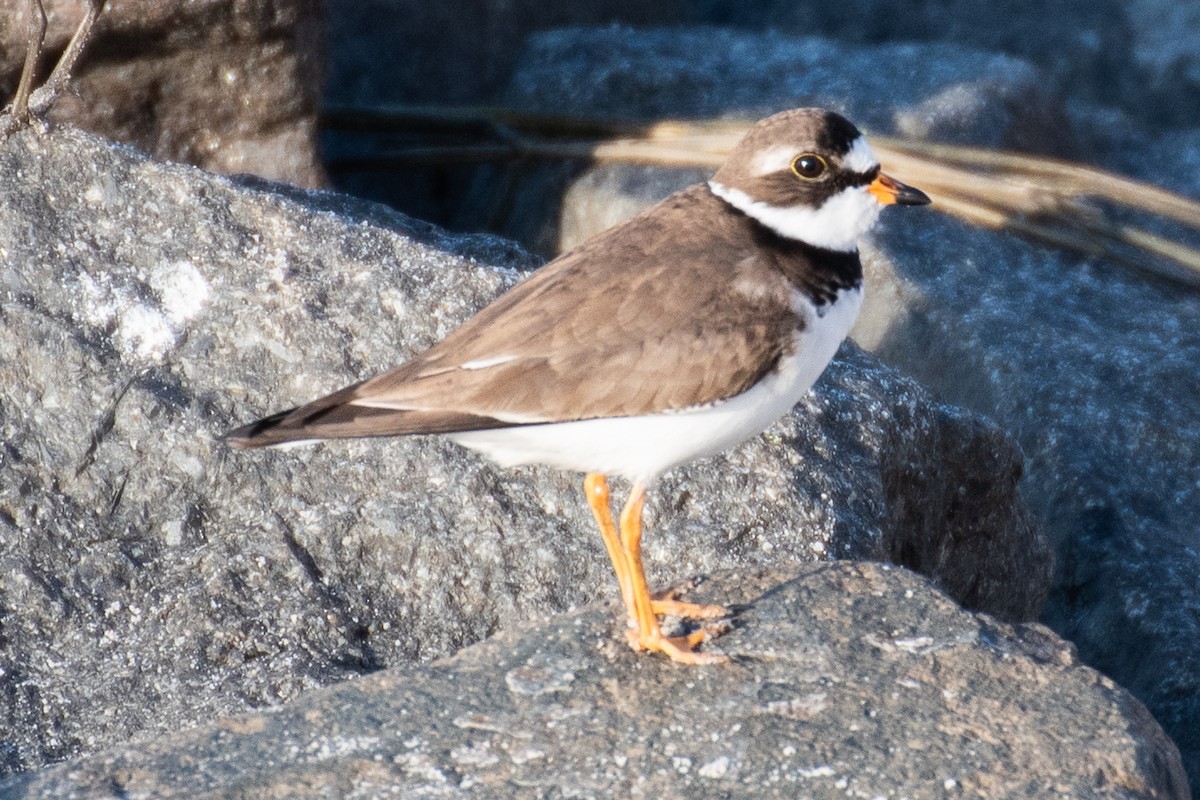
[[843, 135, 879, 173], [749, 135, 879, 177], [709, 180, 884, 252], [750, 145, 802, 177]]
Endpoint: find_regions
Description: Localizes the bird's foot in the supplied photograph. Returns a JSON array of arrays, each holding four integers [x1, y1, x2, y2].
[[626, 620, 732, 665], [650, 583, 729, 620]]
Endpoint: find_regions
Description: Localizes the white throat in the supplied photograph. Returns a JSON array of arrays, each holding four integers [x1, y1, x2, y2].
[[708, 180, 883, 253]]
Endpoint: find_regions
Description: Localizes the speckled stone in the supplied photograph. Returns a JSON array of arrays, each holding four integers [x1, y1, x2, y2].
[[0, 124, 1046, 776], [506, 28, 1050, 145], [1, 564, 1187, 799]]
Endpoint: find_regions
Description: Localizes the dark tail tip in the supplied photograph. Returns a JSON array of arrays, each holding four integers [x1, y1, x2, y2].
[[221, 408, 298, 449]]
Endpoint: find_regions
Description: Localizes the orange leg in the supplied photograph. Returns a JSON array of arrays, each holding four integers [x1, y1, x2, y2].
[[584, 473, 635, 625], [617, 483, 729, 665]]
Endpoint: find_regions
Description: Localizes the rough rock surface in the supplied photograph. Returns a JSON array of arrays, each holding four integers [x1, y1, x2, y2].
[[0, 0, 325, 187], [318, 0, 1200, 262], [0, 123, 1047, 775], [507, 28, 1056, 150], [1095, 0, 1200, 125], [326, 0, 683, 107], [676, 0, 1194, 125], [1, 564, 1188, 799], [495, 25, 1200, 793]]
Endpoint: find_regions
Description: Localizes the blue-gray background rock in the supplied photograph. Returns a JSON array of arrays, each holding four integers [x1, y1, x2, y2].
[[325, 0, 1200, 126]]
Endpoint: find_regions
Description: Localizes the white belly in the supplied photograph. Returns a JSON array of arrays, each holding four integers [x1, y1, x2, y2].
[[449, 287, 862, 484]]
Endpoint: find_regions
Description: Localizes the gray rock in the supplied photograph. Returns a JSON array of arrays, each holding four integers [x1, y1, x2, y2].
[[0, 124, 1047, 775], [864, 116, 1200, 791], [1, 563, 1188, 799], [507, 28, 1054, 147], [1124, 0, 1200, 126], [323, 0, 1193, 127], [682, 0, 1197, 125], [325, 0, 682, 107], [319, 2, 1198, 245], [494, 24, 1200, 793]]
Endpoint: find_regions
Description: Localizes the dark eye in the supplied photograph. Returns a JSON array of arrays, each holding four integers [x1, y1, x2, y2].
[[790, 153, 828, 180]]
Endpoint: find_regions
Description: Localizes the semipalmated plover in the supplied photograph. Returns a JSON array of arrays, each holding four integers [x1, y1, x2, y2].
[[226, 108, 930, 664]]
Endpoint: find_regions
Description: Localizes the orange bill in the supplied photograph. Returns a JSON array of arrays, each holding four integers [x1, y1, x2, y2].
[[869, 172, 931, 206]]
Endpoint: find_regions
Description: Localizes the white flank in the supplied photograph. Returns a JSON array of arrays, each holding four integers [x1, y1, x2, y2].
[[449, 287, 863, 484], [709, 180, 883, 252], [842, 135, 879, 174]]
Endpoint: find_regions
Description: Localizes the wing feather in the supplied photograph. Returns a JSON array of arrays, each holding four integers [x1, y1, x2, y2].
[[226, 186, 806, 448]]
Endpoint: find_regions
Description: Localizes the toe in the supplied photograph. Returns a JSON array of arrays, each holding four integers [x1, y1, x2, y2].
[[625, 621, 732, 665], [650, 598, 730, 620]]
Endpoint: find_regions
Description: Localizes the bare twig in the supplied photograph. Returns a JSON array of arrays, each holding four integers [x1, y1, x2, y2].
[[30, 0, 104, 116], [3, 0, 104, 133], [9, 0, 49, 122]]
